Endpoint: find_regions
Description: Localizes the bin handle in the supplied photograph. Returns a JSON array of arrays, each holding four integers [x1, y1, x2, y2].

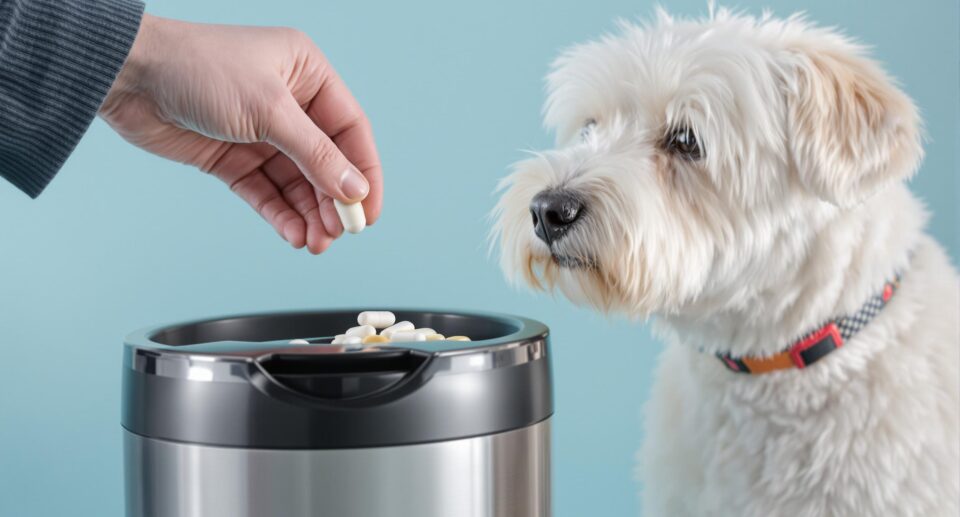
[[250, 349, 434, 407]]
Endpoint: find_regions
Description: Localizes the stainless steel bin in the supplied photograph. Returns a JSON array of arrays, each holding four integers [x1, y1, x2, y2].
[[122, 309, 552, 517]]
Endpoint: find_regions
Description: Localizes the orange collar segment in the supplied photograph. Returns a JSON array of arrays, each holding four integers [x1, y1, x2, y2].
[[718, 275, 899, 375]]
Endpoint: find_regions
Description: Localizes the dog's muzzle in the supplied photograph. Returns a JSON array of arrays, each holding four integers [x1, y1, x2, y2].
[[530, 189, 584, 245]]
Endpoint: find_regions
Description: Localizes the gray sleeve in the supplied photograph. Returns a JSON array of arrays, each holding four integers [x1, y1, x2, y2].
[[0, 0, 144, 198]]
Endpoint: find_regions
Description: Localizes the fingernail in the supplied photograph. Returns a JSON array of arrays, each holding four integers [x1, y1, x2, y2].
[[282, 221, 302, 247], [282, 224, 295, 243], [339, 167, 369, 201]]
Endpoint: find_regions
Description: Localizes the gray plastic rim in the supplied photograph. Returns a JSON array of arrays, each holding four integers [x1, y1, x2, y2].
[[122, 308, 553, 449]]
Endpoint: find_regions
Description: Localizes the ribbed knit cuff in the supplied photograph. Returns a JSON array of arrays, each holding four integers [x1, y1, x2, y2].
[[0, 0, 145, 198]]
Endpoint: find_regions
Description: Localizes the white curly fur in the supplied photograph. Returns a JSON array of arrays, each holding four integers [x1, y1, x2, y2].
[[492, 7, 959, 516]]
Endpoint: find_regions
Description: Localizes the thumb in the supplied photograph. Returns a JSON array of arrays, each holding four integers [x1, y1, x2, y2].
[[264, 94, 369, 203]]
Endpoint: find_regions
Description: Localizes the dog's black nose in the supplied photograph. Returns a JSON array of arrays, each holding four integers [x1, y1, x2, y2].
[[530, 190, 584, 245]]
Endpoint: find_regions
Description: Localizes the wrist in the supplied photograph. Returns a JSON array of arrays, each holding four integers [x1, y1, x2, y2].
[[102, 13, 160, 110]]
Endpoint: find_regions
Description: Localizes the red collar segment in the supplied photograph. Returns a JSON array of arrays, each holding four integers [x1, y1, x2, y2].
[[718, 275, 900, 375]]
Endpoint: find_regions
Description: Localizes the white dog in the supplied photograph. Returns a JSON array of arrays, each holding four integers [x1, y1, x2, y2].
[[493, 7, 959, 517]]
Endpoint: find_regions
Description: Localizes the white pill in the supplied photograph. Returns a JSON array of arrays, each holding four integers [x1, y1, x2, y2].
[[357, 311, 396, 329], [334, 200, 366, 234], [413, 328, 436, 338], [288, 339, 310, 345], [381, 321, 415, 338], [331, 334, 347, 344], [342, 335, 363, 345], [345, 325, 376, 338], [390, 330, 427, 342]]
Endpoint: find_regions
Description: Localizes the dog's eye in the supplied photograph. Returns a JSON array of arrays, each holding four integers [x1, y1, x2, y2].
[[665, 126, 703, 160], [580, 119, 597, 140]]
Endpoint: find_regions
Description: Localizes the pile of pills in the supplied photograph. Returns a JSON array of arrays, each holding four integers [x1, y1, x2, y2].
[[290, 311, 471, 348]]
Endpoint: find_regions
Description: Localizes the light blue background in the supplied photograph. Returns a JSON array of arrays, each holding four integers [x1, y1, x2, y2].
[[0, 1, 956, 515]]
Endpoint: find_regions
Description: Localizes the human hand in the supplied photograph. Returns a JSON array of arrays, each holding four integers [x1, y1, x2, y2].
[[99, 14, 382, 254]]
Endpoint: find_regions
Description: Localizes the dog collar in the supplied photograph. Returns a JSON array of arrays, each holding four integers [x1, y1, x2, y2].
[[717, 274, 901, 375]]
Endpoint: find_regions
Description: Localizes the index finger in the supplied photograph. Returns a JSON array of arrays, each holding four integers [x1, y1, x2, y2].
[[303, 60, 383, 225]]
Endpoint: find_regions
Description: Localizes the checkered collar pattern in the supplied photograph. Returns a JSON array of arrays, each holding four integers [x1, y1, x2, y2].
[[718, 274, 901, 375]]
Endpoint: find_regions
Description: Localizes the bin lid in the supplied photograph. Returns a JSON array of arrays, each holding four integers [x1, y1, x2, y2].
[[122, 309, 552, 449]]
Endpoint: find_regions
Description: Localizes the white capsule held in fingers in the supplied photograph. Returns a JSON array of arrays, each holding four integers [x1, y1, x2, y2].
[[381, 321, 414, 338], [390, 330, 427, 342], [288, 339, 310, 345], [357, 311, 396, 329], [345, 325, 376, 338], [334, 200, 366, 234]]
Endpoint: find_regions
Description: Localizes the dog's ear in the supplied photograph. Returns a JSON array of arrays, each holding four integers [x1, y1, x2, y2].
[[783, 38, 922, 206]]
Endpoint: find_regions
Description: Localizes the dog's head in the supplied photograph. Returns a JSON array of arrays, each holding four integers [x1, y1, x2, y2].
[[492, 8, 922, 318]]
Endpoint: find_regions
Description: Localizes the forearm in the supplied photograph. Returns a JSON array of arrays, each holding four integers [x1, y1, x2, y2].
[[0, 0, 143, 197]]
